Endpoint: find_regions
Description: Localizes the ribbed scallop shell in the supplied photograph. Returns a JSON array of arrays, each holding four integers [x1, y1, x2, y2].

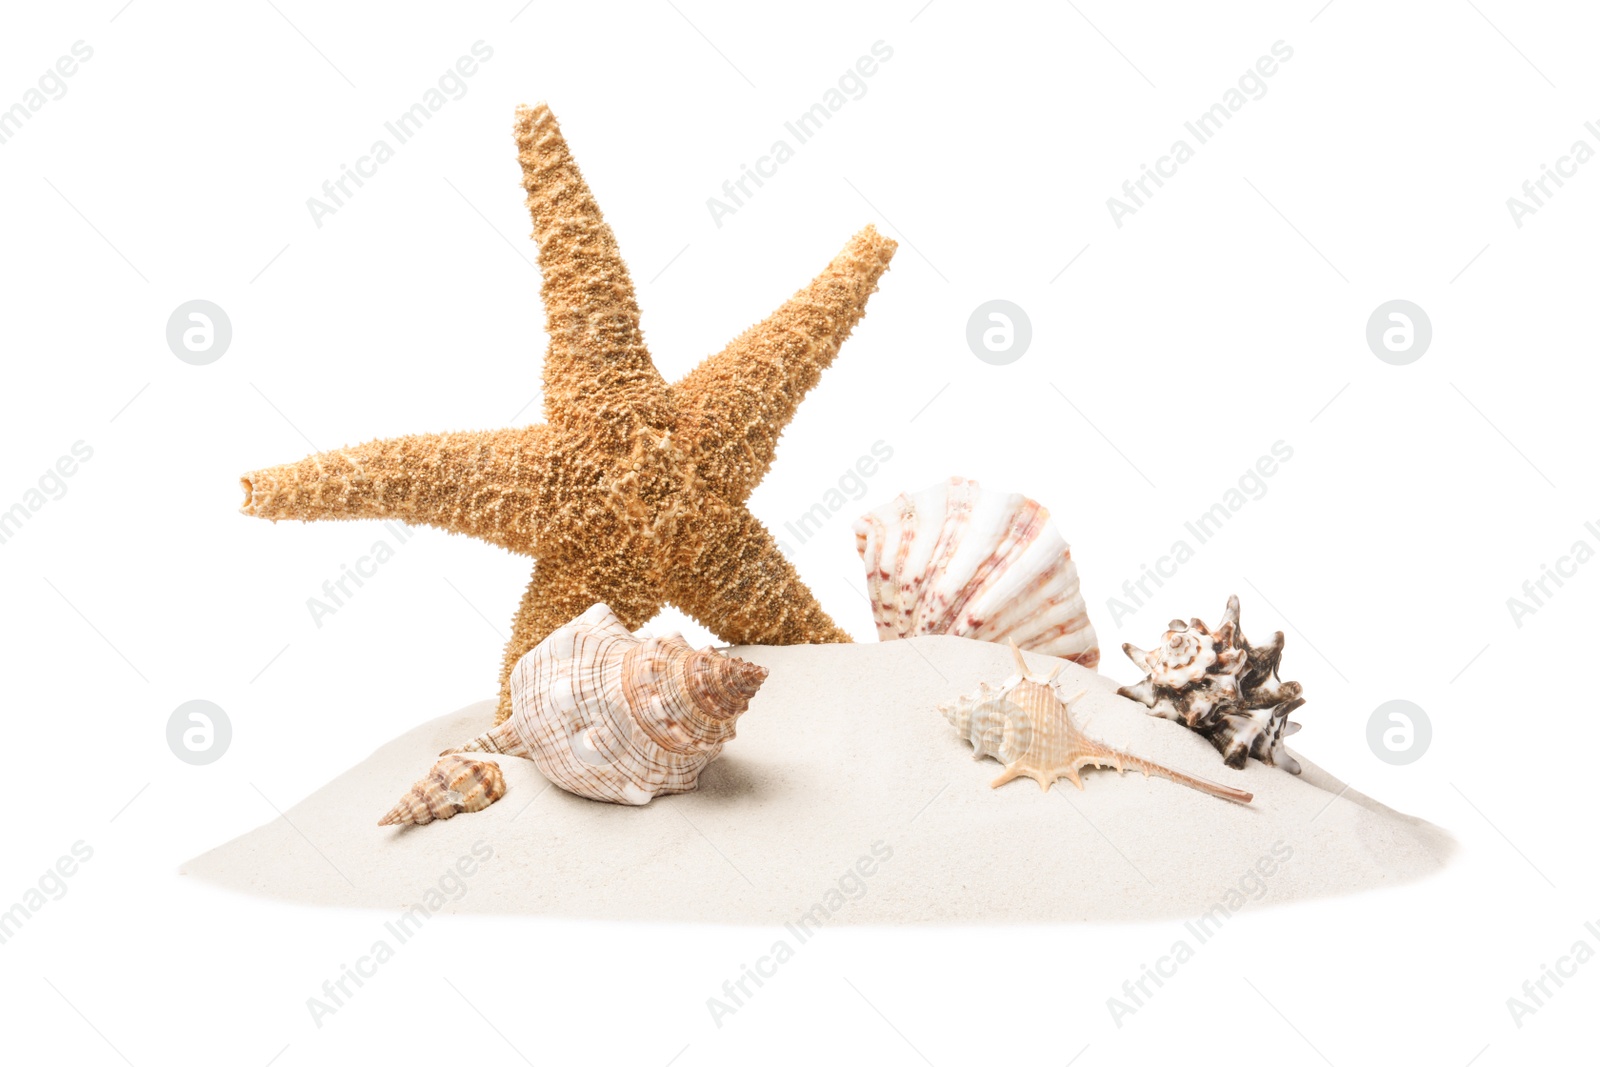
[[444, 603, 768, 805], [379, 755, 507, 826], [1118, 595, 1306, 773], [854, 477, 1099, 666]]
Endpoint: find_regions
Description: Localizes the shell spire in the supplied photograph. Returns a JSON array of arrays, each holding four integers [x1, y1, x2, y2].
[[445, 603, 769, 806], [939, 643, 1252, 804], [379, 755, 507, 826], [680, 649, 769, 722], [1117, 595, 1306, 773]]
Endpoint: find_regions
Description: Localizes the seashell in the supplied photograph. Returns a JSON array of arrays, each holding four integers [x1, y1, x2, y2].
[[853, 477, 1099, 667], [379, 755, 507, 826], [444, 603, 768, 805], [940, 644, 1252, 803], [1118, 595, 1306, 773]]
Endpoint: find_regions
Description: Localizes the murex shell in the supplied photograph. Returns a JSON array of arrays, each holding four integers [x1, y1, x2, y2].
[[940, 644, 1252, 803], [1118, 595, 1307, 773], [379, 755, 507, 826], [445, 603, 768, 805], [854, 477, 1099, 666]]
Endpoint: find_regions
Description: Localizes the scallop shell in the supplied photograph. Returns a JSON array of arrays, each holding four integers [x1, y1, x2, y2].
[[1118, 595, 1306, 773], [379, 755, 507, 826], [940, 644, 1252, 803], [854, 477, 1099, 667], [444, 603, 768, 805]]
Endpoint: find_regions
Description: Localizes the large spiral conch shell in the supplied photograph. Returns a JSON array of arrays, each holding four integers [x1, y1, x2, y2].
[[444, 603, 768, 805], [854, 477, 1099, 666], [379, 755, 507, 826], [1118, 595, 1307, 773], [940, 645, 1252, 804]]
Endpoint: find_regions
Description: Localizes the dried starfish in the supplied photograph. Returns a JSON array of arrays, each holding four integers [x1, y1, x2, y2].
[[240, 104, 897, 722], [940, 645, 1254, 803]]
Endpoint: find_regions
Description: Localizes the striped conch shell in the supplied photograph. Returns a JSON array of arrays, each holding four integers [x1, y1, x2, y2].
[[854, 477, 1099, 667], [939, 644, 1252, 804], [379, 755, 507, 826], [444, 603, 768, 805]]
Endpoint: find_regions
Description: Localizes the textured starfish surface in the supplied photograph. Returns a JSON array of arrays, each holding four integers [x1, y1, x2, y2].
[[240, 103, 897, 723]]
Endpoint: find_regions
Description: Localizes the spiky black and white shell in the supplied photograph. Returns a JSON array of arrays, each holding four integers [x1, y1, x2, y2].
[[1117, 595, 1306, 773]]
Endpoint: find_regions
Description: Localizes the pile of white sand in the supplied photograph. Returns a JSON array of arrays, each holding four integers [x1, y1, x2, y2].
[[182, 637, 1452, 922]]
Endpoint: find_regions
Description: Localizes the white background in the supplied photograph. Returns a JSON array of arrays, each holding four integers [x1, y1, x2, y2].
[[2, 1, 1595, 1063]]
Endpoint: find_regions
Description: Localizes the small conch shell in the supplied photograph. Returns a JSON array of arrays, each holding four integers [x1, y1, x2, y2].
[[379, 755, 507, 826], [444, 603, 767, 805], [1118, 595, 1306, 773], [940, 644, 1252, 804], [854, 477, 1099, 666]]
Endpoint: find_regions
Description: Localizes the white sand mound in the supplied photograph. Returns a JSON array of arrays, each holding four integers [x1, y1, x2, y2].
[[182, 637, 1453, 922]]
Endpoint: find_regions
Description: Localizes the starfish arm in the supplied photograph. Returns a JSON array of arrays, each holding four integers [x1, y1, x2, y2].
[[240, 427, 552, 556], [514, 103, 671, 441], [670, 225, 897, 504], [495, 559, 663, 724], [664, 501, 852, 645]]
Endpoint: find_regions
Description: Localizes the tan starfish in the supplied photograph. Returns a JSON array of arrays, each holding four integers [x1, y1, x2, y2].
[[240, 103, 897, 723]]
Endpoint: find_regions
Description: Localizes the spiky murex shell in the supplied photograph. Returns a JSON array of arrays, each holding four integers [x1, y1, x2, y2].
[[1118, 595, 1306, 773], [938, 647, 1253, 803]]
